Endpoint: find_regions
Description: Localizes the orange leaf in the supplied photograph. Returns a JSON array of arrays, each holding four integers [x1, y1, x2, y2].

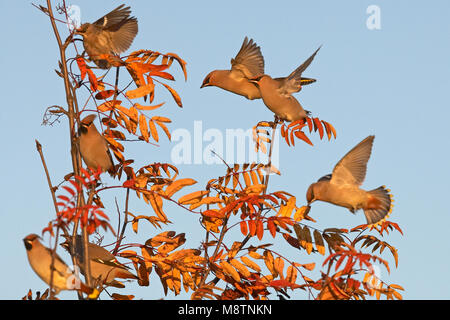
[[256, 220, 264, 240], [267, 219, 277, 238], [322, 120, 337, 139], [126, 83, 155, 99], [240, 221, 248, 236], [87, 69, 98, 92], [202, 210, 225, 218], [156, 121, 171, 141], [165, 52, 188, 81], [248, 220, 256, 236], [269, 279, 301, 289], [76, 57, 87, 81], [165, 178, 197, 198], [161, 83, 182, 107], [139, 114, 149, 142], [111, 293, 135, 300], [151, 116, 172, 123], [149, 71, 175, 80], [134, 102, 165, 111], [97, 100, 121, 112], [148, 120, 159, 142]]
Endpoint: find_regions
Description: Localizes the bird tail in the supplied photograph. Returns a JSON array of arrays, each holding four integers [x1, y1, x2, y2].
[[363, 186, 393, 225], [79, 282, 100, 299]]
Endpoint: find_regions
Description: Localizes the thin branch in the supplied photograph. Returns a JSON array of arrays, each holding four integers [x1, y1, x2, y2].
[[113, 188, 130, 255]]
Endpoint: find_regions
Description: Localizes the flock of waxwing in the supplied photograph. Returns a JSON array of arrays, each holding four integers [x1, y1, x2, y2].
[[24, 4, 393, 296]]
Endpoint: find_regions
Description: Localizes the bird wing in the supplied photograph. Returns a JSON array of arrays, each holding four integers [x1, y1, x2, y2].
[[88, 243, 130, 270], [330, 136, 374, 187], [230, 37, 265, 79], [44, 247, 69, 277], [277, 46, 321, 95], [93, 4, 131, 28], [107, 17, 138, 53]]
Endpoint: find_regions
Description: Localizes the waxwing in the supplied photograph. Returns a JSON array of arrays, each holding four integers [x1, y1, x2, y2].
[[75, 4, 138, 69], [23, 234, 94, 295], [306, 136, 393, 225], [250, 47, 321, 122], [201, 37, 317, 101], [78, 114, 115, 176], [61, 235, 138, 288]]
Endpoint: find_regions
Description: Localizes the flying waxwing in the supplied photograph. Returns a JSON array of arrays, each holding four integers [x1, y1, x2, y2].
[[250, 46, 321, 122], [75, 4, 138, 69], [201, 37, 317, 101], [306, 136, 393, 225], [201, 37, 265, 100], [78, 114, 115, 176], [23, 234, 94, 295], [61, 235, 138, 288]]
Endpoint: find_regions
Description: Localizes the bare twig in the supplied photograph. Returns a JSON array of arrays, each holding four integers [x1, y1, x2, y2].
[[45, 0, 89, 298], [113, 188, 130, 255]]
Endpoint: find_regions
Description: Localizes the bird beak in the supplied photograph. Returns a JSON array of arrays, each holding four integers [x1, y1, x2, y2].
[[200, 76, 210, 89], [248, 76, 261, 86], [23, 239, 32, 250]]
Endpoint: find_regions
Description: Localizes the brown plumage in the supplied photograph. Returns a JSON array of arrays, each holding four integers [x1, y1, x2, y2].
[[75, 4, 138, 69], [201, 36, 265, 100], [250, 47, 321, 122], [23, 234, 93, 295], [201, 37, 317, 101], [306, 136, 393, 225], [61, 235, 137, 288], [78, 114, 115, 176]]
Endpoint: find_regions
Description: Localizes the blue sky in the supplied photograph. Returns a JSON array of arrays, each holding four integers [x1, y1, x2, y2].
[[1, 0, 449, 300]]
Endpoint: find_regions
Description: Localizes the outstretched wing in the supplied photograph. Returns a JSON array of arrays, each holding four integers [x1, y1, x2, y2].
[[330, 136, 375, 186], [231, 37, 265, 78], [94, 4, 131, 28], [277, 46, 321, 95]]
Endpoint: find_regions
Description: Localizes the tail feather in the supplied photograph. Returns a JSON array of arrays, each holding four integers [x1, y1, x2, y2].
[[363, 186, 393, 225]]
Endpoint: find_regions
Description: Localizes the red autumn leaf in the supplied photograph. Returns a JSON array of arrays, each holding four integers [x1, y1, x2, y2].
[[95, 90, 115, 100], [313, 117, 324, 139], [294, 130, 314, 146], [149, 71, 175, 81], [62, 186, 75, 197], [57, 195, 71, 203], [289, 130, 295, 146], [283, 233, 300, 249], [269, 279, 301, 289], [256, 219, 264, 240], [202, 210, 224, 218], [267, 219, 277, 238], [240, 221, 248, 236], [87, 69, 98, 92], [248, 220, 256, 236], [123, 179, 136, 188], [76, 57, 88, 81], [306, 117, 313, 133]]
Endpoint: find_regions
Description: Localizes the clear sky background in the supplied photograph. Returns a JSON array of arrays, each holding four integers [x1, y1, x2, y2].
[[0, 0, 449, 300]]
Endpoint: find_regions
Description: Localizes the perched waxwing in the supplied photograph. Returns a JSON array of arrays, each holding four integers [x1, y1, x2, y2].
[[250, 47, 321, 122], [75, 4, 138, 69], [306, 136, 393, 225], [23, 234, 94, 295], [78, 114, 115, 176], [61, 235, 138, 288]]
